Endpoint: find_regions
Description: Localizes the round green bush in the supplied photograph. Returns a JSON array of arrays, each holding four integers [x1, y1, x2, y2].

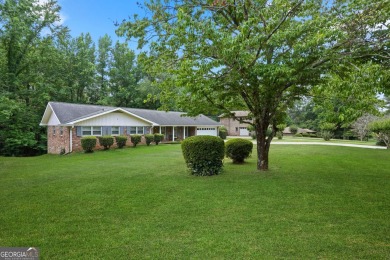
[[154, 133, 164, 145], [81, 136, 97, 153], [181, 136, 225, 176], [145, 134, 154, 146], [321, 131, 332, 141], [115, 135, 127, 148], [219, 126, 228, 140], [98, 135, 114, 150], [225, 138, 253, 164], [130, 134, 142, 147], [289, 125, 298, 134]]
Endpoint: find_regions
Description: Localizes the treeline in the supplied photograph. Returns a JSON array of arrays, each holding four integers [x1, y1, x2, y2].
[[0, 0, 161, 156]]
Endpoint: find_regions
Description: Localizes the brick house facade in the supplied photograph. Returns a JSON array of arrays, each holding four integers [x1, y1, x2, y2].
[[41, 102, 221, 154], [219, 111, 252, 136]]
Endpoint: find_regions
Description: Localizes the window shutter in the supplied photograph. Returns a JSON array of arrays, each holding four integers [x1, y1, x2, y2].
[[76, 126, 82, 137], [102, 126, 111, 136], [120, 126, 125, 135]]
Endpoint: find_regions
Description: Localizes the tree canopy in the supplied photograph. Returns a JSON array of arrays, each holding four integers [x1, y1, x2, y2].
[[118, 0, 389, 170], [0, 0, 161, 156]]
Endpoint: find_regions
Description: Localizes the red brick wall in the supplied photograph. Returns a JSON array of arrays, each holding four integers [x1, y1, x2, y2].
[[47, 126, 71, 154], [220, 117, 250, 136]]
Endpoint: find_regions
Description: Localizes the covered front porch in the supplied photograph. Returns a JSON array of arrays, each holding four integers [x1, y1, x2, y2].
[[152, 126, 196, 142]]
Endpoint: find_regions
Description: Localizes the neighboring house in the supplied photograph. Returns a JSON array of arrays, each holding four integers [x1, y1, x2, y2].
[[219, 111, 252, 136], [283, 127, 317, 136], [40, 102, 222, 154], [219, 111, 317, 137]]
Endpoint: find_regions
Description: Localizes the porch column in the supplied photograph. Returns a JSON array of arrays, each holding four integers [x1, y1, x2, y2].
[[172, 127, 175, 141], [184, 126, 186, 139], [159, 126, 161, 134]]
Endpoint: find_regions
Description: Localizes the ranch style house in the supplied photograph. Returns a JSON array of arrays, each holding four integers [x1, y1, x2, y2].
[[40, 102, 222, 154]]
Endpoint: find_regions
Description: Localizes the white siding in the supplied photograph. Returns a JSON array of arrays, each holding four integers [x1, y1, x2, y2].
[[48, 112, 60, 125], [76, 112, 152, 126]]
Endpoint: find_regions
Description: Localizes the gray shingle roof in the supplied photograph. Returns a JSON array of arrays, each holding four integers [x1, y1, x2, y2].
[[48, 102, 220, 126], [219, 111, 249, 118]]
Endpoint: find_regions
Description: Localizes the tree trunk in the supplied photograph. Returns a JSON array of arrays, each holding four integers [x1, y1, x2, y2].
[[254, 117, 272, 171]]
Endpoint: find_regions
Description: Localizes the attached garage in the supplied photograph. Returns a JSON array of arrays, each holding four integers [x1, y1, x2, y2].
[[197, 127, 218, 136], [239, 127, 249, 136]]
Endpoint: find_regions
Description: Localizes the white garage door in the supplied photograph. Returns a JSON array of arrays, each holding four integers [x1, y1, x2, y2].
[[239, 127, 249, 136], [197, 127, 218, 136]]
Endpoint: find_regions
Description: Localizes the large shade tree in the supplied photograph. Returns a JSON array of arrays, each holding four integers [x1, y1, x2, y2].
[[118, 0, 389, 170]]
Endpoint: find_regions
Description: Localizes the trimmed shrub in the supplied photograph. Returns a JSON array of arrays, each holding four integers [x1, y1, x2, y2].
[[321, 131, 333, 141], [181, 136, 225, 176], [115, 135, 127, 148], [219, 126, 228, 140], [295, 133, 302, 137], [289, 125, 298, 135], [130, 134, 142, 147], [145, 134, 154, 146], [154, 134, 164, 145], [370, 118, 390, 149], [98, 135, 114, 150], [81, 136, 97, 153], [276, 131, 283, 139], [225, 138, 253, 164], [301, 132, 309, 137], [309, 133, 317, 138]]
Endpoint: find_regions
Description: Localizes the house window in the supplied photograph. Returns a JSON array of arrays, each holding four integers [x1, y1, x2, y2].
[[137, 127, 144, 135], [129, 126, 145, 135], [60, 127, 64, 136], [53, 127, 56, 135], [92, 127, 102, 135], [129, 127, 137, 134], [82, 126, 102, 136], [111, 126, 119, 135]]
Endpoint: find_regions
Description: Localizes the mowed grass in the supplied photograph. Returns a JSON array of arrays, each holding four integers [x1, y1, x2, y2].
[[0, 144, 389, 259]]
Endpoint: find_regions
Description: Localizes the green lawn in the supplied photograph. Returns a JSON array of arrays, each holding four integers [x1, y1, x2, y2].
[[1, 144, 389, 259]]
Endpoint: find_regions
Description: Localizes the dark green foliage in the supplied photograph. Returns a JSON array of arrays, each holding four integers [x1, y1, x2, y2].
[[289, 125, 298, 135], [181, 136, 225, 176], [225, 138, 253, 164], [376, 140, 386, 146], [302, 133, 310, 137], [276, 131, 283, 139], [145, 134, 154, 146], [219, 126, 228, 139], [321, 131, 333, 141], [81, 136, 97, 153], [98, 136, 114, 150], [369, 118, 390, 149], [154, 134, 164, 145], [130, 135, 142, 147], [115, 135, 127, 148], [295, 133, 303, 137]]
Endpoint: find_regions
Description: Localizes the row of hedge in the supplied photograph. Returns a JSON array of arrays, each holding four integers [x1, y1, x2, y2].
[[181, 136, 253, 176], [81, 134, 165, 153]]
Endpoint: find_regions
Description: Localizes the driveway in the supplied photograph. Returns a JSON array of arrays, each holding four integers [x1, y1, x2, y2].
[[270, 141, 386, 149]]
